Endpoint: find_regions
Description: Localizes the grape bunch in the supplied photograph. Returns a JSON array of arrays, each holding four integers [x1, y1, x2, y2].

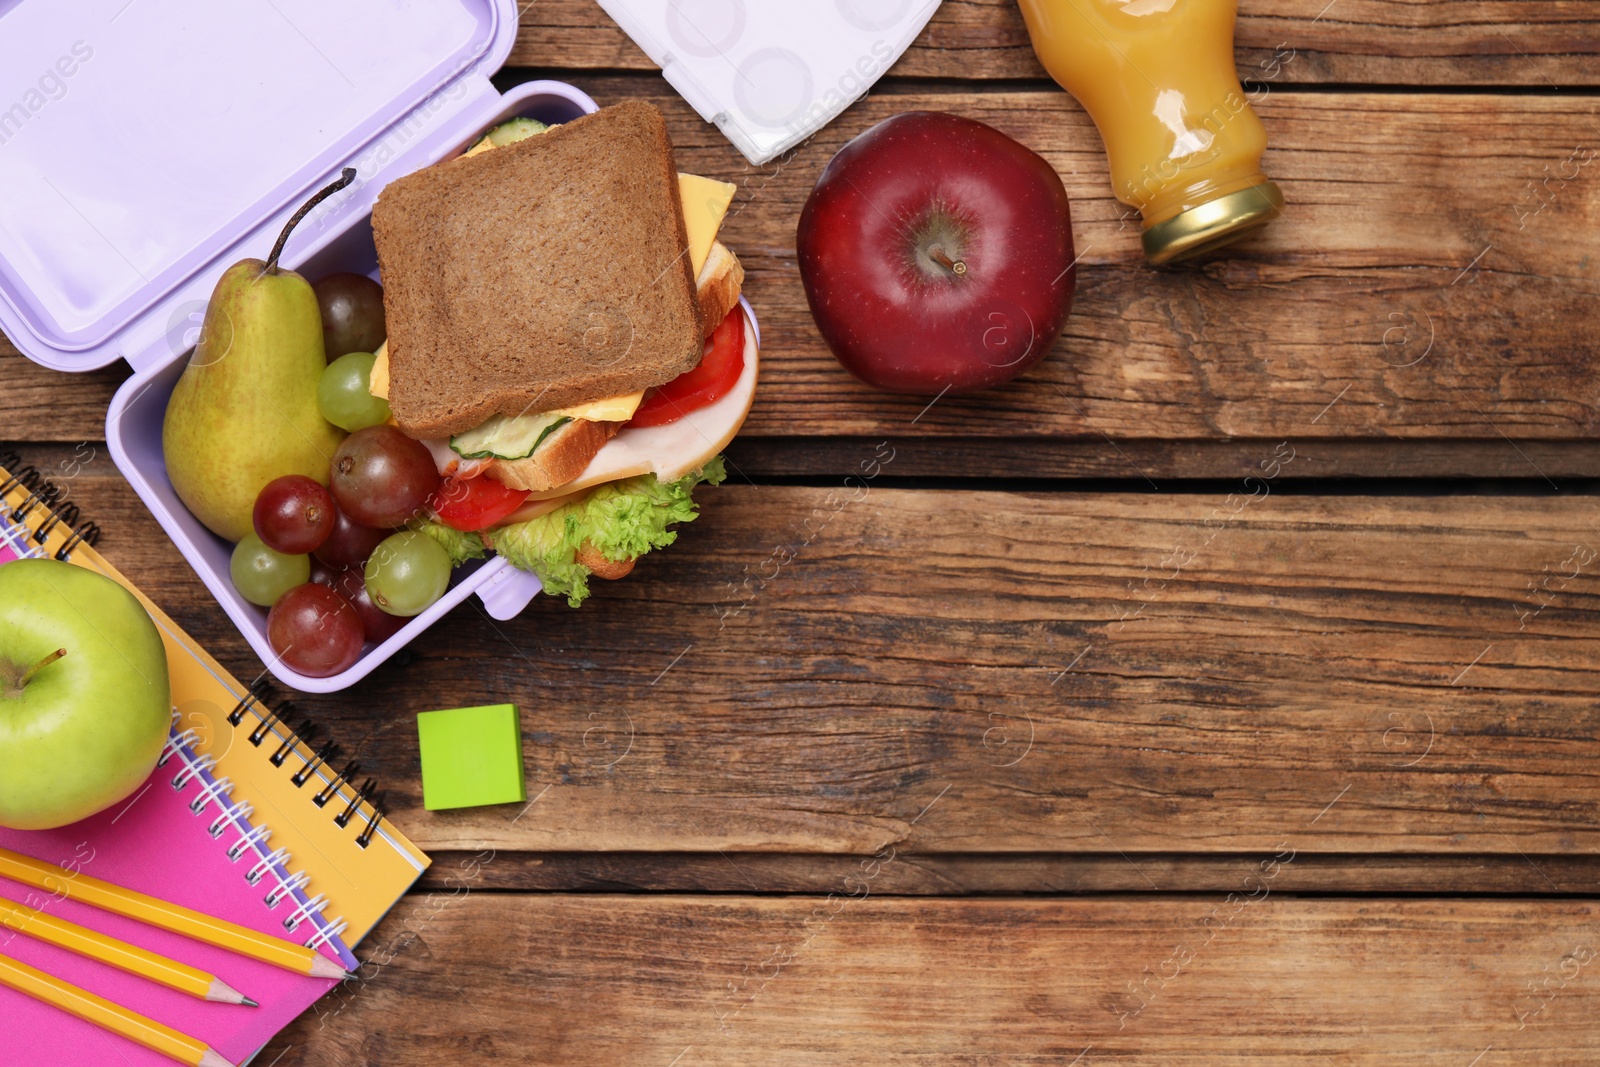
[[222, 272, 467, 677], [231, 427, 454, 676]]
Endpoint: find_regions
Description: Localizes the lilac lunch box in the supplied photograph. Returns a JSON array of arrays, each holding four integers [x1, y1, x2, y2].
[[0, 0, 747, 693]]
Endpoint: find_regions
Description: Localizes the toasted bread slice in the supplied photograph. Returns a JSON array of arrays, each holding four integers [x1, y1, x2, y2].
[[486, 418, 626, 492], [367, 245, 742, 402], [372, 101, 702, 440], [696, 241, 743, 337]]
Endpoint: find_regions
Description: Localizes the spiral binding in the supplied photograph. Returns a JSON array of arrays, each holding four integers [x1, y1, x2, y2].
[[224, 684, 392, 852], [0, 451, 103, 562], [160, 700, 364, 948]]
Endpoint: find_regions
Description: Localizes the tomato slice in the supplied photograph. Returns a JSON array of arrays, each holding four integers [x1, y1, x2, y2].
[[628, 307, 746, 429], [430, 474, 530, 532]]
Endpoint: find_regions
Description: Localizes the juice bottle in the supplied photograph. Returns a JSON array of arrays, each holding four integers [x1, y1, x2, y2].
[[1016, 0, 1284, 264]]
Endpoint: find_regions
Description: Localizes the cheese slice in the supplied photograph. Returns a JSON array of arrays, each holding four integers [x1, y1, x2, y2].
[[677, 173, 736, 277], [370, 341, 390, 398], [548, 391, 644, 422]]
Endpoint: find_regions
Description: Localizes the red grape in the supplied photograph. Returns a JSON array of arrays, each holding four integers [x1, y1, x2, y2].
[[266, 583, 364, 678], [329, 426, 441, 528], [253, 475, 335, 555], [314, 507, 388, 570], [312, 273, 386, 359], [314, 563, 407, 644], [350, 583, 406, 644]]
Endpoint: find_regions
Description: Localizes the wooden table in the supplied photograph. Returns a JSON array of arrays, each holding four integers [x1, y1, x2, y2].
[[6, 2, 1600, 1062]]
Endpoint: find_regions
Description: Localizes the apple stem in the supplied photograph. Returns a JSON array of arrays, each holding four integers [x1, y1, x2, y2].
[[264, 168, 358, 275], [928, 245, 968, 277], [18, 649, 66, 689]]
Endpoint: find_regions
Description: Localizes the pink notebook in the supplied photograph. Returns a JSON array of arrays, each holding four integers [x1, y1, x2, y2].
[[0, 731, 343, 1067]]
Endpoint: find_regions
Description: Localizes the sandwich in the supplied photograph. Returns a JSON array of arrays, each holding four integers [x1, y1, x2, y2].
[[368, 101, 758, 605]]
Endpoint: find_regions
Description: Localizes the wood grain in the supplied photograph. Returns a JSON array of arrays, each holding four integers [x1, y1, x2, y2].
[[508, 0, 1600, 86], [10, 86, 1600, 454], [2, 15, 1592, 1061], [0, 341, 127, 443], [726, 437, 1600, 481], [23, 458, 1600, 857], [419, 850, 1600, 894], [266, 895, 1600, 1065], [661, 85, 1600, 444]]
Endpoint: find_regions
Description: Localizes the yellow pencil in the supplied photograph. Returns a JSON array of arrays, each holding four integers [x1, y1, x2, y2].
[[0, 899, 256, 1005], [0, 949, 235, 1067], [0, 847, 349, 980]]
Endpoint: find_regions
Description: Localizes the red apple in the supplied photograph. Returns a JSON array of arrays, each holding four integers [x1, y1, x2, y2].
[[797, 111, 1077, 394]]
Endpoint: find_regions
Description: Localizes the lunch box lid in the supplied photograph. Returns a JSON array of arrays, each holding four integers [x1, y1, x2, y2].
[[0, 0, 519, 373]]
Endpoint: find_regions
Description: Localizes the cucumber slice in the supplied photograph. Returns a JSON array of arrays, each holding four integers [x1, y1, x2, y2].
[[487, 118, 548, 146], [465, 118, 549, 153], [451, 413, 572, 460]]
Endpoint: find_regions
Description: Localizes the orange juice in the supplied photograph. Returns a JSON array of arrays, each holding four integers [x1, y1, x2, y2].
[[1017, 0, 1283, 263]]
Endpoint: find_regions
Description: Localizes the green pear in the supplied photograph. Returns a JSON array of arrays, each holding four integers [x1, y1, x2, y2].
[[163, 171, 357, 543]]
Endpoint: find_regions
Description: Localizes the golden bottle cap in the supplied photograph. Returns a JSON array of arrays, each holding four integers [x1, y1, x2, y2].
[[1141, 181, 1284, 265]]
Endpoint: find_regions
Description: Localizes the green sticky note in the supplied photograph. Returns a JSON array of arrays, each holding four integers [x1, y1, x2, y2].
[[417, 704, 526, 811]]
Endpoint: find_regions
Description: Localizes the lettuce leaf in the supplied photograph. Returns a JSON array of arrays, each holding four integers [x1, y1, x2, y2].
[[489, 457, 727, 607], [415, 520, 488, 566]]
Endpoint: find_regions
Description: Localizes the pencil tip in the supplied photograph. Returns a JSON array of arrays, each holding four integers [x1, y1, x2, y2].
[[307, 953, 355, 980], [208, 978, 255, 1005]]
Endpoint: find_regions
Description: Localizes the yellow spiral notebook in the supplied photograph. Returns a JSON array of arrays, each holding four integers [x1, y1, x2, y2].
[[0, 454, 430, 951]]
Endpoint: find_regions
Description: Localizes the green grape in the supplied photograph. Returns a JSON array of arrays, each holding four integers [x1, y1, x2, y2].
[[364, 531, 451, 617], [318, 352, 391, 432], [230, 533, 310, 607]]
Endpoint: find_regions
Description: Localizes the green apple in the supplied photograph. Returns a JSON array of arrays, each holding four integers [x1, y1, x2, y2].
[[0, 559, 172, 830]]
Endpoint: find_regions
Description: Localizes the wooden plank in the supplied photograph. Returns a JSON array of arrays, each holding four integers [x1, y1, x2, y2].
[[508, 0, 1600, 86], [22, 456, 1600, 857], [14, 87, 1598, 450], [726, 437, 1600, 482], [0, 343, 126, 444], [655, 85, 1600, 444], [420, 850, 1600, 894], [266, 896, 1600, 1064]]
